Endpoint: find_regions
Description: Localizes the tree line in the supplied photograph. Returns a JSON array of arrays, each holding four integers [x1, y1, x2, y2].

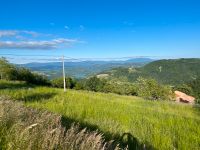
[[1, 57, 199, 103], [0, 57, 50, 85]]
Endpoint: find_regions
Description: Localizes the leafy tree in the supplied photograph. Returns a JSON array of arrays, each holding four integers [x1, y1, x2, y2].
[[0, 57, 18, 80], [103, 81, 137, 95], [51, 77, 76, 89], [174, 84, 194, 95], [135, 77, 173, 100], [189, 76, 200, 103], [0, 57, 50, 85], [84, 77, 106, 92], [174, 77, 200, 104], [51, 78, 64, 88], [74, 79, 85, 90], [66, 77, 76, 89]]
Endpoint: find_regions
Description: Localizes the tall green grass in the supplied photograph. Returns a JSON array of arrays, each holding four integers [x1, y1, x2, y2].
[[0, 98, 119, 150], [0, 80, 200, 150]]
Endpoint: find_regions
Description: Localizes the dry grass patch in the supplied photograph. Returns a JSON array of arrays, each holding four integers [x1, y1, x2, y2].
[[0, 97, 119, 150]]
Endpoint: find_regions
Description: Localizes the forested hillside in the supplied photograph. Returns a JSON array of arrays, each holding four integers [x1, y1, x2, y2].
[[104, 58, 200, 85]]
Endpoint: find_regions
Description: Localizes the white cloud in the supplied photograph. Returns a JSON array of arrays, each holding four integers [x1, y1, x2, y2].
[[22, 30, 39, 37], [0, 30, 18, 37], [0, 38, 78, 50], [0, 30, 81, 50], [0, 30, 41, 38]]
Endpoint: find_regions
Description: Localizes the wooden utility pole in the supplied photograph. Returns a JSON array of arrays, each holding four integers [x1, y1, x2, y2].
[[62, 55, 66, 92]]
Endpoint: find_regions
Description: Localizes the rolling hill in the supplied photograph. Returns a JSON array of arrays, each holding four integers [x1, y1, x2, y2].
[[101, 58, 200, 85], [20, 58, 153, 79]]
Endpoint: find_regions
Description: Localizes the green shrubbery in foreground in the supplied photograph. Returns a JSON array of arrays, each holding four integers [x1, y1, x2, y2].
[[0, 97, 119, 150], [1, 81, 200, 150]]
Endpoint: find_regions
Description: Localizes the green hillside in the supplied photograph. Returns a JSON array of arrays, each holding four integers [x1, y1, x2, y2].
[[1, 80, 200, 150], [105, 58, 200, 85]]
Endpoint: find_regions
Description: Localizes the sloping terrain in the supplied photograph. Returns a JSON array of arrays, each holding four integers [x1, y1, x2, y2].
[[104, 58, 200, 85], [0, 81, 200, 149]]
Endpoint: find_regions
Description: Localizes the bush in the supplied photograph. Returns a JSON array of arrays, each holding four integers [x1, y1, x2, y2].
[[17, 68, 50, 85], [51, 77, 64, 88], [0, 57, 18, 80], [174, 77, 200, 104], [135, 77, 173, 100], [74, 79, 85, 90], [75, 76, 173, 100], [51, 77, 76, 89], [0, 57, 50, 86], [174, 84, 194, 96], [83, 77, 106, 92], [189, 76, 200, 103], [103, 81, 137, 96]]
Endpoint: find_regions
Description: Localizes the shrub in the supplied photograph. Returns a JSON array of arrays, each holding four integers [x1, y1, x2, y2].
[[173, 84, 194, 95], [51, 77, 64, 88], [0, 57, 50, 86], [103, 81, 137, 96], [0, 57, 18, 80], [174, 77, 200, 104], [135, 77, 173, 100], [17, 68, 50, 85], [74, 79, 85, 90], [51, 77, 76, 89], [189, 76, 200, 103], [84, 77, 106, 92]]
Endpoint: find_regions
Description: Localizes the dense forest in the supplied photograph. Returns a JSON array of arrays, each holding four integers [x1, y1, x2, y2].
[[104, 58, 200, 85]]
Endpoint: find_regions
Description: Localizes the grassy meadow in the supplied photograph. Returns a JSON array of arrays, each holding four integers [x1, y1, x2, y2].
[[0, 99, 118, 150], [0, 80, 200, 149]]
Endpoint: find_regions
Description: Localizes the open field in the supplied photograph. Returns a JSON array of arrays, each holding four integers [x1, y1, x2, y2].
[[0, 80, 200, 149]]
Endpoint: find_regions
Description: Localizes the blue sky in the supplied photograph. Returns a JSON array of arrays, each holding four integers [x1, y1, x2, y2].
[[0, 0, 200, 62]]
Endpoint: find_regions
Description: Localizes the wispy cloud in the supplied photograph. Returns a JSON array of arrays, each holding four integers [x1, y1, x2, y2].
[[0, 30, 18, 37], [0, 30, 41, 38], [22, 30, 40, 37], [0, 38, 78, 50], [0, 30, 81, 50]]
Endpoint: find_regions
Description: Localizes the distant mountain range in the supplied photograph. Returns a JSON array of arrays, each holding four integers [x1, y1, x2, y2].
[[102, 58, 200, 85], [20, 58, 154, 78]]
